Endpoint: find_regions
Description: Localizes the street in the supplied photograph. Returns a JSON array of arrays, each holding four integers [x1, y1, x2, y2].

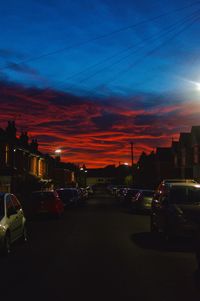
[[1, 187, 199, 300]]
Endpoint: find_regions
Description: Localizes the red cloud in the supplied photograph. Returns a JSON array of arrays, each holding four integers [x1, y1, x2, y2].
[[0, 82, 199, 168]]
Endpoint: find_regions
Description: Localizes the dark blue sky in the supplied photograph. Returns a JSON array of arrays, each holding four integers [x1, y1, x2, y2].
[[1, 0, 200, 167], [1, 0, 200, 97]]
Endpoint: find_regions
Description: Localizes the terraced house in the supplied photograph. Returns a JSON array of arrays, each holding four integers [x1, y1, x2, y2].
[[0, 121, 54, 194]]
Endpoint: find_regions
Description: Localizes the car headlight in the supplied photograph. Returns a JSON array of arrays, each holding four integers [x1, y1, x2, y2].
[[0, 224, 6, 235]]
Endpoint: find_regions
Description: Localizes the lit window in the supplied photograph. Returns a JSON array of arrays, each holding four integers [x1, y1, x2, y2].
[[5, 145, 9, 165]]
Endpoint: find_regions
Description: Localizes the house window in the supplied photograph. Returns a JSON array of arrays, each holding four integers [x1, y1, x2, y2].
[[30, 156, 37, 175], [5, 145, 9, 165], [38, 159, 45, 177]]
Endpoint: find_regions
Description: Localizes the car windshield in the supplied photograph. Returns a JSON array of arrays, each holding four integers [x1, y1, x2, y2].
[[57, 190, 74, 197], [31, 192, 54, 202], [0, 194, 5, 219], [170, 187, 200, 204]]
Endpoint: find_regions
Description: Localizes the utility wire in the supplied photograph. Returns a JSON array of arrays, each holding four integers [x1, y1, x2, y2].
[[7, 5, 200, 102], [21, 8, 200, 101], [0, 1, 200, 70], [85, 12, 200, 98], [63, 9, 200, 92]]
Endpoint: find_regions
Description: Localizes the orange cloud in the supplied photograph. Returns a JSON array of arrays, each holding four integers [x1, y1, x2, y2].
[[0, 82, 199, 168]]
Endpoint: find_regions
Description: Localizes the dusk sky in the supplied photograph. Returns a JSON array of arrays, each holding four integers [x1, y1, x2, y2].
[[1, 0, 200, 167]]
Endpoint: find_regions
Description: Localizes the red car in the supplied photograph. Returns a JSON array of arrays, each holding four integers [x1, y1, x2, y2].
[[29, 191, 64, 217]]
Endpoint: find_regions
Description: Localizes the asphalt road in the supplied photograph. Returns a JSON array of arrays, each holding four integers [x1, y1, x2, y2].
[[1, 187, 200, 300]]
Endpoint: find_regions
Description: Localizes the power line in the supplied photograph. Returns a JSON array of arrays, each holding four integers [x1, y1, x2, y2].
[[62, 9, 200, 93], [56, 8, 196, 87], [85, 12, 200, 98], [0, 1, 200, 70], [4, 4, 200, 104]]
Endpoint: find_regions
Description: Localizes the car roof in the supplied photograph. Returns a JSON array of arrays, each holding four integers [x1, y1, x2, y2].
[[139, 189, 155, 192], [31, 190, 54, 193], [57, 188, 76, 190], [168, 183, 200, 188], [162, 179, 197, 184]]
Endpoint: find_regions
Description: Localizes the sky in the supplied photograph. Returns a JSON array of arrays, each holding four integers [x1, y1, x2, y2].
[[0, 0, 200, 168]]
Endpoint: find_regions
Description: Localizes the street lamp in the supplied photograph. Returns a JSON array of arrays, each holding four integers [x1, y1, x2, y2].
[[54, 149, 62, 164], [55, 149, 62, 154]]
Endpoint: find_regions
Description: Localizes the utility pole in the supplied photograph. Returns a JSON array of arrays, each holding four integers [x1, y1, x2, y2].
[[130, 142, 134, 186], [130, 142, 134, 167]]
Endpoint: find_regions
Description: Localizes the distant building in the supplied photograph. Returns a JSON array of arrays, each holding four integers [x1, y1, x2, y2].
[[134, 125, 200, 187], [86, 168, 115, 186], [0, 121, 76, 194]]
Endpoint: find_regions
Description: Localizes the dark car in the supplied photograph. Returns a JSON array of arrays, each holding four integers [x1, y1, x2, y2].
[[29, 191, 64, 217], [151, 183, 200, 240], [56, 188, 80, 207], [130, 189, 154, 213], [122, 188, 140, 205], [154, 179, 197, 197], [0, 192, 27, 254]]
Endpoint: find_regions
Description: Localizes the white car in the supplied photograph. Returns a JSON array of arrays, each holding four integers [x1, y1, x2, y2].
[[0, 192, 27, 254]]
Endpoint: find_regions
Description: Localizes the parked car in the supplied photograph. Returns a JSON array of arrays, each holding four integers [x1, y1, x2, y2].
[[130, 190, 154, 213], [122, 188, 140, 205], [56, 188, 80, 207], [115, 187, 127, 201], [29, 191, 64, 217], [78, 188, 89, 201], [86, 186, 94, 196], [155, 179, 197, 196], [0, 192, 27, 254], [151, 182, 200, 240]]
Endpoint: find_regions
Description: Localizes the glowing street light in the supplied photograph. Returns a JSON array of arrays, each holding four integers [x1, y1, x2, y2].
[[55, 149, 62, 154]]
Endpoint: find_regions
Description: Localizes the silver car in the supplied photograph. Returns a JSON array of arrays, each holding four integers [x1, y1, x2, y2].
[[0, 192, 27, 254]]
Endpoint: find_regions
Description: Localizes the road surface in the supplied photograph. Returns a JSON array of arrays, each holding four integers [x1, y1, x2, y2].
[[1, 186, 199, 300]]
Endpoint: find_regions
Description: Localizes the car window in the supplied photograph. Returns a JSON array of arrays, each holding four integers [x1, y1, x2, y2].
[[0, 195, 5, 219], [11, 195, 21, 211], [169, 187, 200, 204], [6, 195, 17, 216]]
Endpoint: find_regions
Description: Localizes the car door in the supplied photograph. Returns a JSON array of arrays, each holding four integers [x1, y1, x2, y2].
[[154, 194, 169, 230], [11, 195, 24, 238], [6, 195, 20, 242]]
